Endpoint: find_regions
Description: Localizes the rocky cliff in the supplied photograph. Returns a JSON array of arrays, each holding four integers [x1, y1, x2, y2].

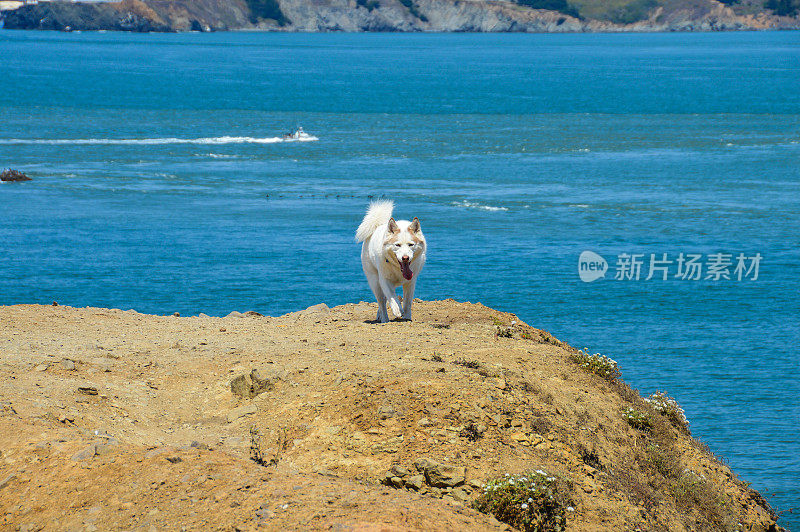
[[0, 301, 782, 531], [3, 0, 799, 31], [2, 0, 251, 31]]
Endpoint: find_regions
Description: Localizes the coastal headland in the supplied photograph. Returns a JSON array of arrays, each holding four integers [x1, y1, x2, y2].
[[2, 0, 799, 32], [0, 301, 781, 530]]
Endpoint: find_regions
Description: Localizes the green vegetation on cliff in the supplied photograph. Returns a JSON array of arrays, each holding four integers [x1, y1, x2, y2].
[[515, 0, 581, 19], [764, 0, 799, 15], [399, 0, 429, 22], [356, 0, 380, 11], [569, 0, 657, 22], [245, 0, 288, 25]]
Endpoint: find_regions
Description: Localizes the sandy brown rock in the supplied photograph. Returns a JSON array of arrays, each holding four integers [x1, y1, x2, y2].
[[0, 301, 779, 531], [230, 369, 277, 399]]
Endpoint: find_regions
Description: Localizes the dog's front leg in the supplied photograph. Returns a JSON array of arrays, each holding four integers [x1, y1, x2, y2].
[[401, 277, 417, 320], [379, 278, 402, 319], [375, 292, 389, 323], [366, 271, 389, 323]]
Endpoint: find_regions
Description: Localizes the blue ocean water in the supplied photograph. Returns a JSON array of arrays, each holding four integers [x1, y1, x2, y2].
[[1, 30, 798, 525]]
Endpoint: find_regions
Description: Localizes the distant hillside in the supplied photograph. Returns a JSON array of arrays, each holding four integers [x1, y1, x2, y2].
[[3, 0, 799, 31]]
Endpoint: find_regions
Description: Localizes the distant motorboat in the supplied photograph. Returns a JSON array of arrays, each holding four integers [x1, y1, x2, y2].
[[282, 127, 318, 142]]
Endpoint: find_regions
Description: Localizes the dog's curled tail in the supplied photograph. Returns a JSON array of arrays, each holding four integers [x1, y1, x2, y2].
[[355, 200, 394, 242]]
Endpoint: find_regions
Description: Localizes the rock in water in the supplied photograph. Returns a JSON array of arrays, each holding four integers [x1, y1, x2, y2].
[[0, 169, 31, 182]]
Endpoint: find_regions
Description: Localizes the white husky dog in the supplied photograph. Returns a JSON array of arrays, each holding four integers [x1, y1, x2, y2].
[[355, 200, 426, 323]]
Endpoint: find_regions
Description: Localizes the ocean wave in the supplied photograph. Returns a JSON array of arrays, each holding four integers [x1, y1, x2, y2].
[[200, 153, 241, 159], [451, 200, 508, 212], [0, 135, 318, 145]]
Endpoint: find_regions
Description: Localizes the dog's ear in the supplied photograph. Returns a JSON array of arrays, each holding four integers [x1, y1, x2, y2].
[[409, 217, 421, 233], [388, 218, 400, 234]]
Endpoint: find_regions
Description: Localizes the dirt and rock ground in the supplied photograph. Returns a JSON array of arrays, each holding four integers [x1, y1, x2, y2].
[[0, 300, 781, 531]]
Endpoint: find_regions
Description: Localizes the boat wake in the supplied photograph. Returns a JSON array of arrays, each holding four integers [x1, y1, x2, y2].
[[0, 135, 319, 145], [451, 200, 509, 212]]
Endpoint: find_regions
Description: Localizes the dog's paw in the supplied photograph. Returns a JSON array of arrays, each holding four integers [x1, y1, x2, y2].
[[389, 299, 402, 318]]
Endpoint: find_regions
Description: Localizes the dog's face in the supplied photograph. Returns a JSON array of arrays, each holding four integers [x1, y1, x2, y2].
[[384, 217, 424, 281]]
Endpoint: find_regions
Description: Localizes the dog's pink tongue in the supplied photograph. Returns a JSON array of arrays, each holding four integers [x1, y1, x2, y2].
[[401, 259, 413, 280]]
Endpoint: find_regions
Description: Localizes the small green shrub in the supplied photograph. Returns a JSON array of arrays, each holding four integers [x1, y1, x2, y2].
[[571, 348, 620, 381], [453, 358, 481, 369], [623, 406, 652, 431], [356, 0, 380, 11], [577, 444, 603, 470], [604, 0, 657, 24], [671, 470, 714, 506], [670, 469, 739, 531], [496, 326, 514, 338], [516, 0, 581, 18], [398, 0, 428, 21], [491, 316, 514, 337], [645, 391, 689, 431], [645, 443, 680, 478], [472, 470, 573, 532]]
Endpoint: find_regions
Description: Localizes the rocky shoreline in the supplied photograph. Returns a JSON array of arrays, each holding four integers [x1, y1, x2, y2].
[[0, 301, 782, 530], [2, 0, 799, 32]]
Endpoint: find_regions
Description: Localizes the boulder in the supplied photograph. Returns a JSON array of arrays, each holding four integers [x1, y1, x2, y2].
[[405, 474, 424, 490], [226, 404, 257, 422], [449, 486, 471, 503], [230, 369, 276, 399], [414, 457, 465, 488], [389, 464, 410, 478]]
